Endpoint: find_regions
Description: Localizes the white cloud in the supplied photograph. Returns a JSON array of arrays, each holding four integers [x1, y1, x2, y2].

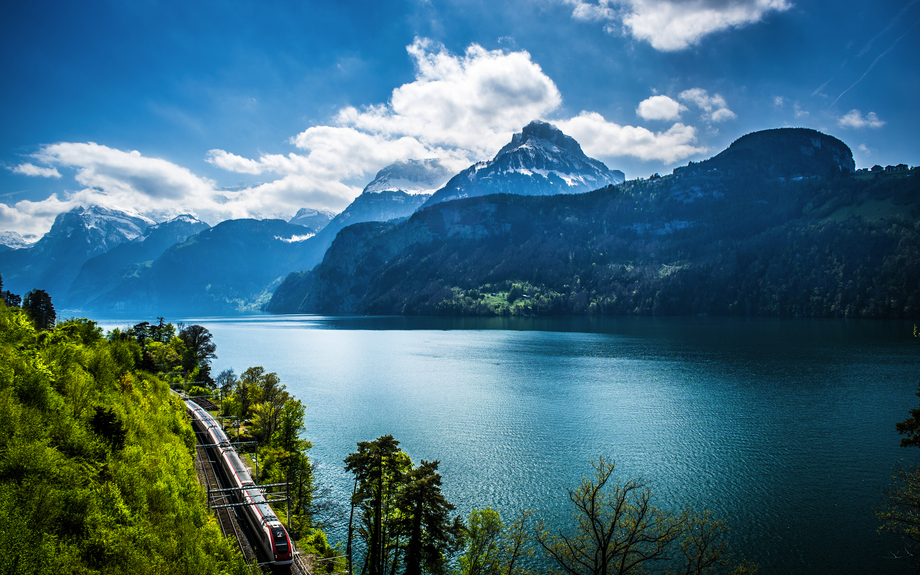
[[332, 37, 563, 157], [10, 163, 62, 178], [558, 111, 705, 163], [636, 95, 683, 121], [5, 38, 723, 237], [793, 102, 809, 118], [773, 96, 784, 108], [837, 109, 885, 129], [678, 88, 736, 122], [564, 0, 792, 51]]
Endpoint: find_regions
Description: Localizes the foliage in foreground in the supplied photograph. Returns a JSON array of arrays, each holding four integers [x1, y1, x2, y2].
[[0, 305, 246, 574]]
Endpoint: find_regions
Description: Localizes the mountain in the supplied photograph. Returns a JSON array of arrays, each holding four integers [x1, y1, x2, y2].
[[362, 158, 455, 194], [63, 214, 211, 310], [267, 128, 920, 319], [81, 218, 318, 315], [674, 127, 855, 178], [0, 231, 38, 252], [0, 205, 154, 298], [281, 159, 452, 274], [418, 120, 624, 210], [288, 208, 337, 232]]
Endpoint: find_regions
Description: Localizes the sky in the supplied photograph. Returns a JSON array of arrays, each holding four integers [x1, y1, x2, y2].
[[1, 0, 918, 238]]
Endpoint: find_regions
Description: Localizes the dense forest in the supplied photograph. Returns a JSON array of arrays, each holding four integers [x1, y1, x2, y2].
[[268, 167, 920, 318]]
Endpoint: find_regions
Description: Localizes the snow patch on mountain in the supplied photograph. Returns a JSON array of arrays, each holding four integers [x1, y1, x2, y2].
[[363, 158, 455, 194], [0, 231, 38, 250]]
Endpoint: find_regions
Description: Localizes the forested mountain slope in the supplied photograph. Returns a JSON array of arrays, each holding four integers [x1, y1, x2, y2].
[[267, 129, 920, 318]]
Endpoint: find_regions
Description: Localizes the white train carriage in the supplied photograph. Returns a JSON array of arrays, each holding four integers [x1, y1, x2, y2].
[[183, 395, 293, 565]]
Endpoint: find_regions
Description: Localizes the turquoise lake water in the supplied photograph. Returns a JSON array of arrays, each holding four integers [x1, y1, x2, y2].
[[95, 314, 920, 574]]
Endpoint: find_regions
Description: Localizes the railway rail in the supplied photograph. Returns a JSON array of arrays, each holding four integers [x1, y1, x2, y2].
[[184, 392, 308, 574]]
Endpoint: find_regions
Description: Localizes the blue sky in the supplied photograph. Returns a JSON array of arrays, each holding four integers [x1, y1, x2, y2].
[[2, 0, 918, 237]]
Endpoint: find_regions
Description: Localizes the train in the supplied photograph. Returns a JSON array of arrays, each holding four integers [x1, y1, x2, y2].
[[184, 395, 294, 566]]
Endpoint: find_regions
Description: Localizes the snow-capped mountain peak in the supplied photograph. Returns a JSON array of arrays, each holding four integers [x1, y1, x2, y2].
[[0, 231, 38, 250], [419, 120, 625, 209]]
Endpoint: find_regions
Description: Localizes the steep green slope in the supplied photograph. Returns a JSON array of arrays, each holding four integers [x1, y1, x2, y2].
[[0, 307, 245, 574]]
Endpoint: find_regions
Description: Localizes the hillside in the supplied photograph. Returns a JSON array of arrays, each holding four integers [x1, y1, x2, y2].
[[267, 129, 920, 318], [63, 215, 210, 310], [0, 308, 243, 573]]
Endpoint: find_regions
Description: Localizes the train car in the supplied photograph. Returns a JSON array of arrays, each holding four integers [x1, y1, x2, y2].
[[183, 396, 293, 566]]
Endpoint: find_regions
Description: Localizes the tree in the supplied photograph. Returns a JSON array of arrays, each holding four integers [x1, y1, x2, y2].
[[398, 460, 464, 575], [458, 508, 536, 575], [240, 366, 289, 444], [179, 324, 217, 385], [537, 457, 683, 575], [215, 368, 237, 396], [895, 380, 920, 448], [345, 435, 412, 575], [879, 376, 920, 566], [22, 289, 55, 331]]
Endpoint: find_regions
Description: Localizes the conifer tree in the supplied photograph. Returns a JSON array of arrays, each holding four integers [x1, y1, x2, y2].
[[22, 288, 55, 330]]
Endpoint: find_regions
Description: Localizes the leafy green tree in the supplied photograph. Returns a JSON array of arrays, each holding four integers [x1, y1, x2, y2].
[[179, 324, 217, 385], [239, 366, 289, 443], [22, 289, 55, 331], [399, 460, 464, 575], [345, 435, 412, 575], [458, 508, 535, 575]]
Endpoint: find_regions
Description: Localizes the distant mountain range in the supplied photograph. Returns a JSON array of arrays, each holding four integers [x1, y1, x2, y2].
[[0, 206, 155, 298], [4, 124, 914, 319], [267, 128, 920, 319]]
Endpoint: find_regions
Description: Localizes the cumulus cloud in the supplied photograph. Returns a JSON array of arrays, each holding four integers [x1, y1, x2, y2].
[[558, 112, 705, 163], [837, 109, 885, 129], [564, 0, 791, 51], [5, 38, 718, 236], [679, 88, 737, 122], [10, 163, 62, 178], [332, 37, 563, 157], [636, 95, 683, 121]]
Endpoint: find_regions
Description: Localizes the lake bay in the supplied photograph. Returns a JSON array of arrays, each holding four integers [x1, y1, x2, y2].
[[96, 315, 920, 574]]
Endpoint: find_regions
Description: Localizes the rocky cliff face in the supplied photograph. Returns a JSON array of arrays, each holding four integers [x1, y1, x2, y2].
[[419, 120, 625, 210]]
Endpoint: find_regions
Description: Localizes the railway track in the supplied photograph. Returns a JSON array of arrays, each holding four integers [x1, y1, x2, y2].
[[192, 423, 309, 575]]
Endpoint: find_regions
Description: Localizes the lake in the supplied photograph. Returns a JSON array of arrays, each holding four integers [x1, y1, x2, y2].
[[96, 314, 920, 574]]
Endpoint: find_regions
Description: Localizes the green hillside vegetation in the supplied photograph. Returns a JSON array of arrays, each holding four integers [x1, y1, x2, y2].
[[0, 305, 246, 574]]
